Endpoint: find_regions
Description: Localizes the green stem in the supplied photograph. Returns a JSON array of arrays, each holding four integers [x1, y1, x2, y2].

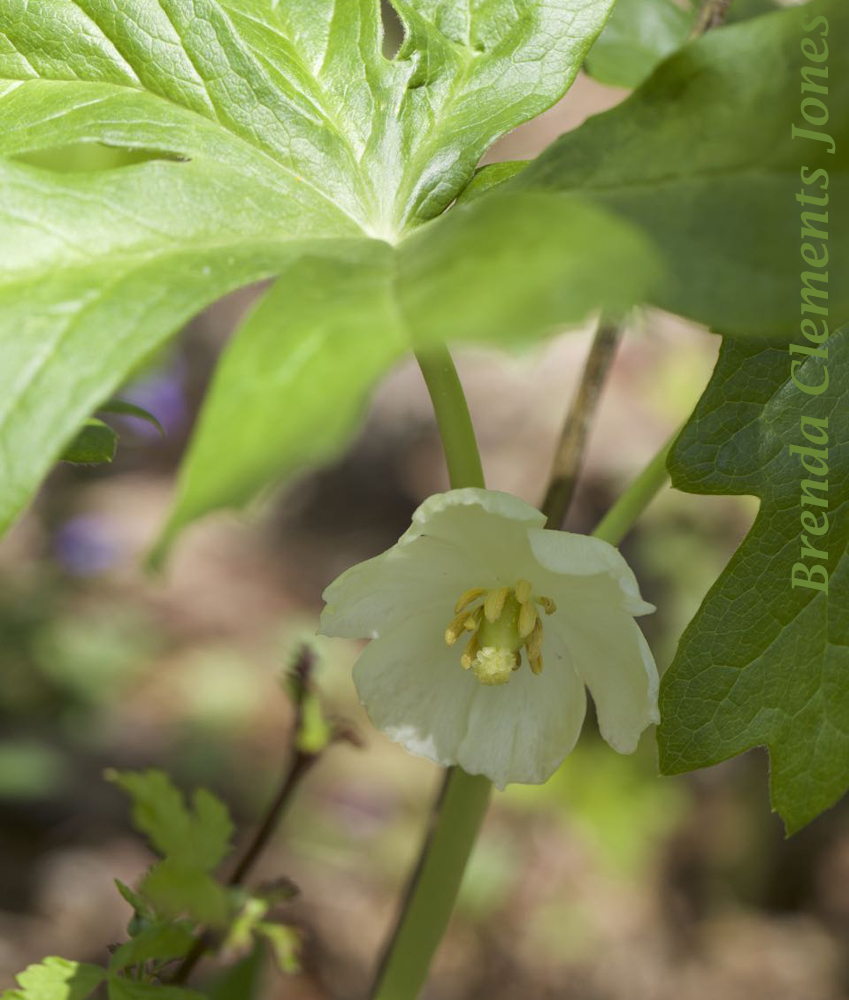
[[593, 429, 679, 546], [415, 346, 485, 490], [372, 350, 679, 1000], [370, 347, 490, 1000], [371, 768, 491, 1000]]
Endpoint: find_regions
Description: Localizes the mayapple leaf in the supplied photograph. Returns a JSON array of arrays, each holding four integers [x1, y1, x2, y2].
[[0, 0, 621, 537], [518, 0, 849, 337], [584, 0, 695, 90], [726, 0, 782, 23], [583, 0, 779, 91], [157, 243, 407, 548], [658, 327, 849, 833], [454, 162, 529, 206], [396, 191, 658, 348], [0, 152, 360, 537], [161, 191, 656, 544], [60, 419, 117, 466]]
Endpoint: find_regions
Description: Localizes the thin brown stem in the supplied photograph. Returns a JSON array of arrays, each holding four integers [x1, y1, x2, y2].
[[691, 0, 734, 37], [540, 317, 622, 528], [169, 646, 320, 986], [227, 750, 318, 888]]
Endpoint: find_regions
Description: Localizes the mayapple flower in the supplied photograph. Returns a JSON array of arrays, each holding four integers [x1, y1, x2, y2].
[[319, 489, 659, 788]]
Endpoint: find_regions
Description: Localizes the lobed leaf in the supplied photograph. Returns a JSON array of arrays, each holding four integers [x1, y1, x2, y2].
[[108, 921, 195, 971], [107, 982, 205, 1000], [518, 0, 849, 337], [584, 0, 694, 89], [659, 328, 849, 832], [0, 0, 623, 536], [161, 191, 656, 541], [3, 959, 106, 1000], [107, 769, 233, 870]]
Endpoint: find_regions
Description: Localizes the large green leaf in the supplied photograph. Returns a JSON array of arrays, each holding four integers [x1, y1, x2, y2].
[[584, 0, 694, 89], [0, 0, 618, 231], [163, 191, 656, 540], [0, 0, 623, 536], [658, 328, 848, 832], [396, 191, 656, 346], [0, 154, 350, 534], [161, 242, 407, 541], [211, 0, 621, 226], [519, 0, 849, 337]]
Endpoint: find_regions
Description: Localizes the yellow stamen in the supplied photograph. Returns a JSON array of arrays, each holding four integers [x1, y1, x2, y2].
[[518, 601, 537, 639], [444, 611, 472, 646], [446, 581, 557, 685], [526, 619, 543, 660], [460, 633, 479, 670], [464, 607, 483, 631], [484, 586, 510, 623], [454, 587, 487, 614]]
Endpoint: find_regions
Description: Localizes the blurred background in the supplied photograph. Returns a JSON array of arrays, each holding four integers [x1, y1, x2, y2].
[[3, 45, 848, 1000]]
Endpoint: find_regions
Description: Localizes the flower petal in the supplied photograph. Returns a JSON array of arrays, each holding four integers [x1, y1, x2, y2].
[[352, 608, 587, 787], [352, 612, 479, 763], [320, 489, 546, 639], [549, 609, 659, 754], [456, 634, 587, 788], [409, 489, 546, 582], [319, 542, 474, 639], [528, 529, 655, 616]]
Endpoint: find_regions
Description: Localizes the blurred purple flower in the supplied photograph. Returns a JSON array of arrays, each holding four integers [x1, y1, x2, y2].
[[54, 516, 120, 576], [120, 364, 187, 440]]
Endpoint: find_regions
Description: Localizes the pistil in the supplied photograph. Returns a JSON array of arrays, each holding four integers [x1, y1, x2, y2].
[[444, 579, 556, 685]]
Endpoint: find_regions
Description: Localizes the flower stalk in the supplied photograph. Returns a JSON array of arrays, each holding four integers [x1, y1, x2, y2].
[[369, 346, 675, 1000], [371, 346, 491, 1000]]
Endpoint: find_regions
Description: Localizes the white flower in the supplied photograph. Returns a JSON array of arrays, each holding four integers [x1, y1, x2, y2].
[[319, 488, 659, 788]]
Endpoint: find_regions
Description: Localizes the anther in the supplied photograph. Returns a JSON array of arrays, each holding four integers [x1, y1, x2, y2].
[[484, 586, 510, 623], [529, 653, 543, 675], [526, 619, 543, 660], [515, 579, 532, 604], [460, 634, 479, 670], [454, 587, 487, 614], [518, 601, 537, 639], [445, 611, 472, 645], [464, 606, 483, 631]]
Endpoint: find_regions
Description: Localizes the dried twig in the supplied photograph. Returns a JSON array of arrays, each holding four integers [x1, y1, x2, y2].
[[540, 318, 622, 528]]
